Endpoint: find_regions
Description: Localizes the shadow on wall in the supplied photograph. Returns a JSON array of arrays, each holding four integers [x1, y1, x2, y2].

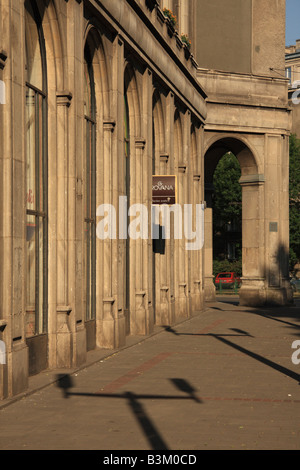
[[263, 242, 293, 306]]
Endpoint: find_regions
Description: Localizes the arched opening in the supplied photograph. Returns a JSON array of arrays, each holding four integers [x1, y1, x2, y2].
[[204, 136, 261, 304], [212, 152, 242, 278]]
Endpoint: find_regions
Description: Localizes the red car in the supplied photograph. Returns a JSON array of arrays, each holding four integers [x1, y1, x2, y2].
[[215, 272, 241, 288]]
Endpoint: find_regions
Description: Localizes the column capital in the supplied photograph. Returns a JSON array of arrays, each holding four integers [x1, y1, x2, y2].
[[135, 138, 146, 149], [103, 119, 116, 132], [178, 162, 187, 173], [239, 174, 265, 186], [56, 92, 72, 107]]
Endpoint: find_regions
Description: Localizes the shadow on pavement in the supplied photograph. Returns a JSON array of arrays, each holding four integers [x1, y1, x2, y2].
[[162, 325, 300, 385], [56, 375, 201, 451]]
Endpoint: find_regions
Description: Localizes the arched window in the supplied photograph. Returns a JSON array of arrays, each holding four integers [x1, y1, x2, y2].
[[84, 43, 96, 324], [25, 0, 48, 337]]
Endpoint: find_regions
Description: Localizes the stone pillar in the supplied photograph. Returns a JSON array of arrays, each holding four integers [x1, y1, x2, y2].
[[154, 153, 172, 326], [131, 67, 155, 336], [204, 207, 216, 301], [175, 109, 190, 321], [239, 134, 293, 307], [176, 162, 189, 321], [97, 36, 126, 349], [153, 91, 176, 326], [264, 134, 292, 305], [179, 0, 189, 37], [130, 137, 149, 335], [191, 173, 202, 311], [0, 2, 28, 397], [190, 124, 205, 312], [0, 42, 8, 399], [97, 118, 126, 349], [239, 175, 266, 306], [165, 92, 176, 325], [54, 92, 73, 369], [66, 0, 87, 366]]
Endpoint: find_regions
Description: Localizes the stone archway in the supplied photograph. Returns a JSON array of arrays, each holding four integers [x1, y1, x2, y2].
[[204, 133, 293, 307]]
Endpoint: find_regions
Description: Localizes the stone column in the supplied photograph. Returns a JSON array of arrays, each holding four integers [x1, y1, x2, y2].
[[0, 44, 8, 399], [191, 173, 202, 311], [239, 175, 266, 306], [239, 134, 292, 306], [179, 0, 189, 37], [1, 2, 28, 397], [97, 36, 126, 349], [162, 92, 176, 325], [98, 119, 126, 349], [190, 124, 205, 312], [66, 0, 86, 366], [204, 207, 216, 301], [154, 153, 171, 326], [176, 110, 191, 321], [54, 92, 73, 369], [144, 70, 155, 334], [204, 185, 216, 301], [130, 137, 148, 335], [264, 134, 292, 304]]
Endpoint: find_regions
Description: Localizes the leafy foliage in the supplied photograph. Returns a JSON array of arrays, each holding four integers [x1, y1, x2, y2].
[[181, 34, 191, 49], [163, 8, 177, 27], [213, 259, 242, 277], [289, 134, 300, 270], [213, 152, 242, 227], [211, 138, 300, 275], [212, 152, 242, 264]]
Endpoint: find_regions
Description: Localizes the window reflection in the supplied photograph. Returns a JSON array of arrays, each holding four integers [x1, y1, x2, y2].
[[84, 45, 96, 323], [25, 0, 47, 337]]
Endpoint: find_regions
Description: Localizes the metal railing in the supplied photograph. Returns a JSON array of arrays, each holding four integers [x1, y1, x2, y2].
[[214, 279, 240, 294]]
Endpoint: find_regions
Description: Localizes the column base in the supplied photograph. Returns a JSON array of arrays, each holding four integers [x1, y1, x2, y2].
[[8, 343, 28, 397], [130, 292, 154, 336], [204, 276, 216, 302], [97, 316, 126, 349], [73, 325, 87, 367], [239, 281, 294, 307]]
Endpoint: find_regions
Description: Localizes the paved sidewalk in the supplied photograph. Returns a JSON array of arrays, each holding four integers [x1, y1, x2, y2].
[[0, 296, 300, 450]]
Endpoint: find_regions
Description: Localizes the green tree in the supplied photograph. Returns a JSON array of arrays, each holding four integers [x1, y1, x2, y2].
[[212, 152, 242, 267], [289, 134, 300, 270], [213, 152, 242, 224]]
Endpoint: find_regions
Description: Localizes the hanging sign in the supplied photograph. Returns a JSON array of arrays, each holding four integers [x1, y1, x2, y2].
[[152, 175, 177, 205]]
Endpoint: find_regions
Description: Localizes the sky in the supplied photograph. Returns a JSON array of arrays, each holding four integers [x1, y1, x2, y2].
[[286, 0, 300, 45]]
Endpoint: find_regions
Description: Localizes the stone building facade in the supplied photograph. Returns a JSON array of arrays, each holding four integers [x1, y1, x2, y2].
[[0, 0, 292, 400], [286, 40, 300, 137]]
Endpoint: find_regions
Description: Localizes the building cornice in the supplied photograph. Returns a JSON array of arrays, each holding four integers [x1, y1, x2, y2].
[[86, 0, 207, 122]]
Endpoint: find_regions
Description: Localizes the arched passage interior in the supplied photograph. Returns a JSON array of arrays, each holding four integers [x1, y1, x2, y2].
[[204, 136, 264, 305]]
